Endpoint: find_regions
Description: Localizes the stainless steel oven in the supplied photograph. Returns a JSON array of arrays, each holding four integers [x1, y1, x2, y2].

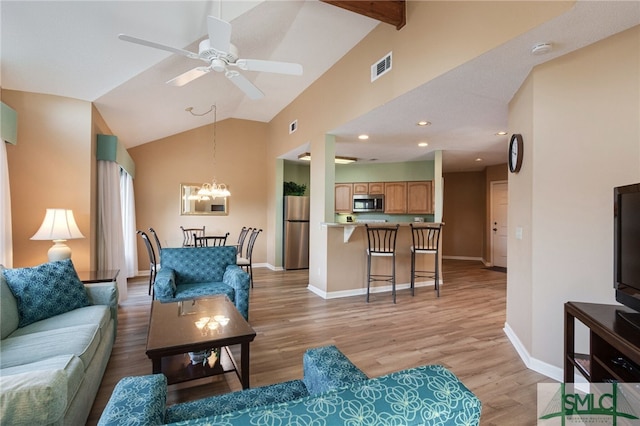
[[353, 194, 384, 212]]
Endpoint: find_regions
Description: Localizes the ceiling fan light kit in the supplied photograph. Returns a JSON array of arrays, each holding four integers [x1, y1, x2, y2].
[[119, 15, 303, 99]]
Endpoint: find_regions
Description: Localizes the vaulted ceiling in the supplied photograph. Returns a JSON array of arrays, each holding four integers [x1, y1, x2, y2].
[[2, 1, 639, 171]]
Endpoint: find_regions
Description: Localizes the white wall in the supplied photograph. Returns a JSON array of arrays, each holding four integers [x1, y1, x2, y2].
[[506, 26, 640, 379]]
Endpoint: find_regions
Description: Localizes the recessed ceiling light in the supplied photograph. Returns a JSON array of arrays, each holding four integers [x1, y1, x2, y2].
[[417, 121, 431, 127], [418, 142, 428, 147], [496, 131, 508, 136], [358, 134, 369, 140], [475, 158, 483, 162]]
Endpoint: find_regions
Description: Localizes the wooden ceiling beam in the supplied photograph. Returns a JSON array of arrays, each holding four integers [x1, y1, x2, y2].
[[321, 0, 406, 30]]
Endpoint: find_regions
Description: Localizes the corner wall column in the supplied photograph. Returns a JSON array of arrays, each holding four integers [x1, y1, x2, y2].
[[307, 134, 335, 293]]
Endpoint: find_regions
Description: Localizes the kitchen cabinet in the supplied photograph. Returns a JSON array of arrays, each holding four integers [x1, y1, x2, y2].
[[353, 183, 369, 195], [368, 182, 384, 194], [407, 181, 434, 214], [353, 182, 384, 195], [384, 182, 407, 214], [336, 180, 432, 214], [335, 183, 353, 213]]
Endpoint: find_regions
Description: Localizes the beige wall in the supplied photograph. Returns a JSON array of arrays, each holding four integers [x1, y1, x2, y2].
[[507, 25, 640, 375], [442, 171, 485, 259], [128, 118, 269, 269], [506, 71, 535, 366], [3, 90, 94, 270]]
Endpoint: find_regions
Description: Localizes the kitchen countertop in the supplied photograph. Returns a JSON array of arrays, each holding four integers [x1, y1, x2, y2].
[[321, 222, 443, 242], [322, 221, 442, 226]]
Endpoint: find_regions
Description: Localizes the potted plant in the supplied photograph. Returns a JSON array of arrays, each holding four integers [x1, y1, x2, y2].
[[283, 181, 307, 196]]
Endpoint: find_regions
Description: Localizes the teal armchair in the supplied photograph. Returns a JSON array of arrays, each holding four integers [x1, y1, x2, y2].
[[153, 246, 250, 320]]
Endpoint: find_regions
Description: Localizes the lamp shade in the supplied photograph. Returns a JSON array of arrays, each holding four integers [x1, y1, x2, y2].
[[31, 209, 85, 241], [31, 209, 84, 261]]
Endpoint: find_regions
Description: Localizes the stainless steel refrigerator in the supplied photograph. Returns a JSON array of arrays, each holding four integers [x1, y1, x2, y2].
[[284, 196, 310, 270]]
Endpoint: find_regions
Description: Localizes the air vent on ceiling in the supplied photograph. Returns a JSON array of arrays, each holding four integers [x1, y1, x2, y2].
[[371, 52, 392, 82]]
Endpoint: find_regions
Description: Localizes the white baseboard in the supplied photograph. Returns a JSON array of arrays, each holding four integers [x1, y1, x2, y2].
[[443, 255, 484, 262], [253, 262, 277, 270], [503, 322, 564, 383], [308, 280, 441, 300]]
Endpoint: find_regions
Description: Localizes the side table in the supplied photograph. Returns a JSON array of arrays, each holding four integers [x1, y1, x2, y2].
[[78, 269, 120, 284]]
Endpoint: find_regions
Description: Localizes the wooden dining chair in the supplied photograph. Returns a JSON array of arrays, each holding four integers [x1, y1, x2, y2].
[[149, 227, 162, 265], [137, 230, 157, 296], [180, 226, 205, 247], [194, 232, 229, 247], [236, 227, 252, 258], [238, 228, 262, 288]]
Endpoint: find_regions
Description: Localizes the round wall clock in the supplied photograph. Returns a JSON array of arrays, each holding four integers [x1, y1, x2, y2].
[[508, 134, 523, 173]]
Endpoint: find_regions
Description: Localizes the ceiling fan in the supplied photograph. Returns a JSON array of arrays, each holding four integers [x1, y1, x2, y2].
[[118, 16, 303, 100]]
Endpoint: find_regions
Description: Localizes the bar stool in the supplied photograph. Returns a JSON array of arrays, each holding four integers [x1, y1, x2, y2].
[[365, 224, 400, 303], [410, 223, 443, 297]]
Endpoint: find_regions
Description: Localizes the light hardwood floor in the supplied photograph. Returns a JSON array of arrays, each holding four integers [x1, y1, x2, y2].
[[87, 259, 551, 425]]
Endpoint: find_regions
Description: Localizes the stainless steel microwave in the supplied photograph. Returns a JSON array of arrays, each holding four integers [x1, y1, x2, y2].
[[353, 194, 384, 212]]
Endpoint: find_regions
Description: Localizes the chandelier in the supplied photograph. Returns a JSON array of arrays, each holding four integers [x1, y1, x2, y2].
[[187, 181, 230, 200], [186, 104, 230, 199]]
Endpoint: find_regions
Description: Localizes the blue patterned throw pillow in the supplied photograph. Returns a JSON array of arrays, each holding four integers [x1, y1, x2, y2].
[[2, 259, 90, 327]]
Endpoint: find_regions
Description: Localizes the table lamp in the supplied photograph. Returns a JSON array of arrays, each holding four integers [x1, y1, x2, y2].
[[31, 209, 85, 261]]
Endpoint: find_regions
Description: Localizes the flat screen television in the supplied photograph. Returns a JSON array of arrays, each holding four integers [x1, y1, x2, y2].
[[614, 183, 640, 327]]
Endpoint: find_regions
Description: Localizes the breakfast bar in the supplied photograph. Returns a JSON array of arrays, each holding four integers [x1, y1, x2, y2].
[[313, 222, 443, 300]]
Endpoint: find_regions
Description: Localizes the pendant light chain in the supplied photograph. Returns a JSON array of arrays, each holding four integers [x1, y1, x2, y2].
[[184, 103, 230, 199], [212, 104, 217, 167]]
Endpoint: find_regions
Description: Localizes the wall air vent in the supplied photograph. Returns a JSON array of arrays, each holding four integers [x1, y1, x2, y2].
[[371, 52, 392, 82]]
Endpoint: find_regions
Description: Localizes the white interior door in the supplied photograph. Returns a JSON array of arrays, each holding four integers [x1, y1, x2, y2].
[[491, 181, 508, 268]]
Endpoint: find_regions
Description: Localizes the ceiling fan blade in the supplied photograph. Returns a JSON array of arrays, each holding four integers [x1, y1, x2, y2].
[[167, 67, 210, 87], [206, 16, 231, 53], [235, 59, 303, 76], [118, 34, 200, 60], [225, 71, 264, 100]]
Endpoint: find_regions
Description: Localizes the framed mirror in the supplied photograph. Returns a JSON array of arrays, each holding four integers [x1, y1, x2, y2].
[[180, 183, 229, 216]]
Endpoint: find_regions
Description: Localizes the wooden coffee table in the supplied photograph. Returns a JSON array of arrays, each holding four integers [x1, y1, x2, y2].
[[146, 296, 256, 388]]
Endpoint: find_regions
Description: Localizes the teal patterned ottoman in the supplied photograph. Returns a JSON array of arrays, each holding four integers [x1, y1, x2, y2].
[[99, 346, 481, 426]]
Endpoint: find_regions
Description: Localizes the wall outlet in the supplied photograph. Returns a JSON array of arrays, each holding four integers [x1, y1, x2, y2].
[[516, 227, 523, 240]]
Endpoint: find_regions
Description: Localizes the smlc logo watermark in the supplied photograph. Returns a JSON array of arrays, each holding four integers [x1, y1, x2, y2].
[[538, 383, 640, 425]]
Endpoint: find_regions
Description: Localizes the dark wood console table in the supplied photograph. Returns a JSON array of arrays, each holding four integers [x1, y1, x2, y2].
[[564, 302, 640, 383]]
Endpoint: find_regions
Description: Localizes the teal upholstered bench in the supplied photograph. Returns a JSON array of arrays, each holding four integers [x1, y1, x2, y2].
[[99, 345, 481, 425]]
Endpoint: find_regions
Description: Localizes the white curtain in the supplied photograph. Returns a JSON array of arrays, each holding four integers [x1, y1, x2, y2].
[[0, 142, 12, 267], [120, 168, 138, 278], [97, 160, 127, 301]]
